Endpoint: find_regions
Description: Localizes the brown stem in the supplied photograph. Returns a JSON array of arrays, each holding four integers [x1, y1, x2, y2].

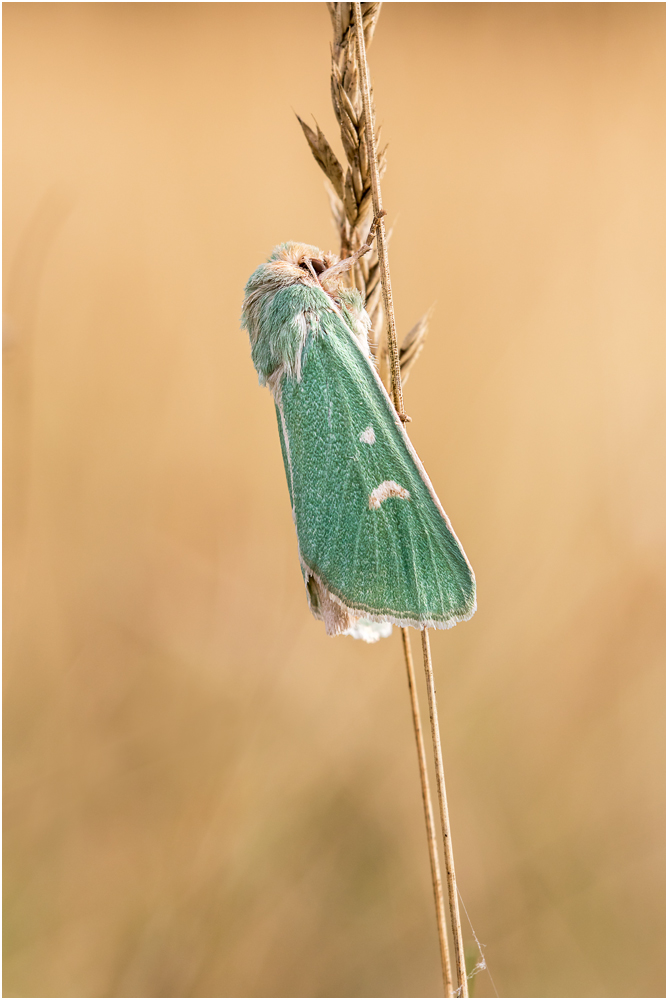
[[352, 5, 467, 992], [421, 628, 468, 997], [352, 2, 407, 421], [401, 628, 454, 997]]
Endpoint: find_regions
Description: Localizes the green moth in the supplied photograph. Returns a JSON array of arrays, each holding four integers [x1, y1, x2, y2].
[[241, 240, 476, 642]]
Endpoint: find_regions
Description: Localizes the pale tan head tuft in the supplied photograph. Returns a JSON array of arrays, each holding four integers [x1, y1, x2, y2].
[[264, 242, 340, 290]]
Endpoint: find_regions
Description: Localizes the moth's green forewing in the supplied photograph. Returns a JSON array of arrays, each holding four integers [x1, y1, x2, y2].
[[275, 308, 475, 629]]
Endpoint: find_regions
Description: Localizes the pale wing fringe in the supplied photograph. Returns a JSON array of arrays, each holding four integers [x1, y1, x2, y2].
[[302, 557, 476, 637]]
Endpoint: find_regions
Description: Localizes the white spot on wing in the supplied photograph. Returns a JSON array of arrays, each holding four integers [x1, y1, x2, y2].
[[369, 480, 410, 510], [359, 425, 375, 444]]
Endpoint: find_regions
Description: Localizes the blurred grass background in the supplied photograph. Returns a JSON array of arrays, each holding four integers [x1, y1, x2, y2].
[[3, 3, 664, 997]]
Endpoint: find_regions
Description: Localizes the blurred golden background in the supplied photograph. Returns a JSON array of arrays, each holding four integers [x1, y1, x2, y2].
[[3, 3, 664, 997]]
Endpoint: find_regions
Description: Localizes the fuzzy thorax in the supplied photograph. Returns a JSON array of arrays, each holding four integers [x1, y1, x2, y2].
[[241, 241, 371, 391]]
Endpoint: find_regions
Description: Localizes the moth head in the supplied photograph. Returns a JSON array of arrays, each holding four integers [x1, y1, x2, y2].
[[263, 242, 339, 289]]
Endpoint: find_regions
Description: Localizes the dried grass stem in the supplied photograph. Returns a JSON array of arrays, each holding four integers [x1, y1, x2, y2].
[[401, 627, 454, 997], [421, 628, 469, 997], [352, 6, 468, 994]]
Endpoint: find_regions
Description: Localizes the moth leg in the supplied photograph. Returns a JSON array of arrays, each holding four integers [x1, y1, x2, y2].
[[319, 212, 386, 285], [363, 209, 386, 249]]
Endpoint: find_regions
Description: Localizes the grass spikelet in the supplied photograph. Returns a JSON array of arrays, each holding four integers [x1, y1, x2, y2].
[[399, 307, 433, 384], [298, 1, 431, 382]]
